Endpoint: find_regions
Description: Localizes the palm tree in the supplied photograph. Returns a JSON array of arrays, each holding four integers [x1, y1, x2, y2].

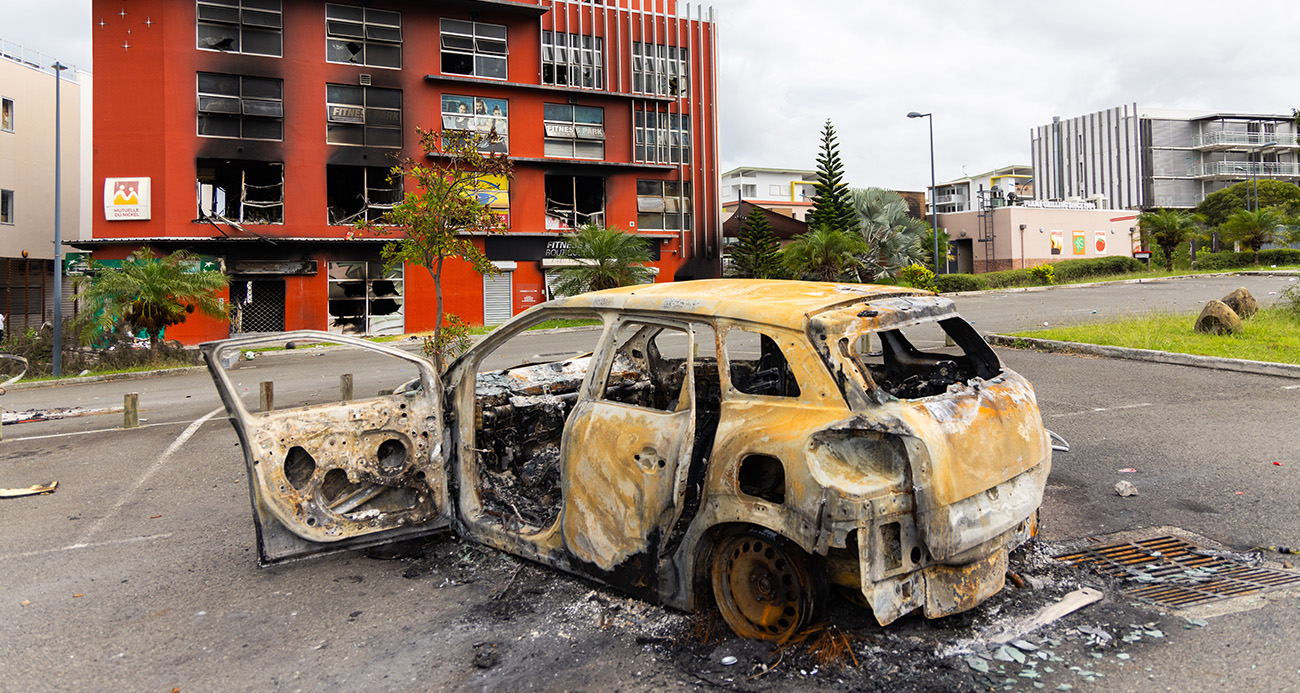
[[782, 224, 867, 282], [551, 223, 653, 296], [73, 246, 228, 353], [850, 187, 928, 280], [1137, 209, 1203, 271], [1219, 207, 1293, 262]]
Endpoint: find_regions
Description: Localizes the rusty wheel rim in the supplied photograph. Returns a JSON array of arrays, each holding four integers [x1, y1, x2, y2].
[[712, 532, 814, 641]]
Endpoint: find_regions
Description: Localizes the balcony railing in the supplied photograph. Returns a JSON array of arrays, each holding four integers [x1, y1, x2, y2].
[[0, 38, 80, 82], [1190, 131, 1299, 149], [936, 193, 966, 205], [1193, 161, 1300, 179]]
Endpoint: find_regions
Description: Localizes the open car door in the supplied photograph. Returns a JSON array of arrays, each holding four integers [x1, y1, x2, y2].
[[202, 331, 450, 566]]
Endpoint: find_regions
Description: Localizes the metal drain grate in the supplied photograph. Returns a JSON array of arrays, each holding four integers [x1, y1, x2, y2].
[[1056, 535, 1300, 608]]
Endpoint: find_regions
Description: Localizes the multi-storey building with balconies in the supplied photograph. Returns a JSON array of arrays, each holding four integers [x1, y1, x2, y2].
[[929, 165, 1033, 214], [719, 167, 817, 222], [85, 0, 719, 344], [1031, 104, 1299, 211]]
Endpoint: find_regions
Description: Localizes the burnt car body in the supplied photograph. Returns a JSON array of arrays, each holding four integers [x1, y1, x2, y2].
[[203, 279, 1059, 640]]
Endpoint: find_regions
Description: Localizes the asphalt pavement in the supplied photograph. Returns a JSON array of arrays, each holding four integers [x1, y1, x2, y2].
[[2, 275, 1298, 691]]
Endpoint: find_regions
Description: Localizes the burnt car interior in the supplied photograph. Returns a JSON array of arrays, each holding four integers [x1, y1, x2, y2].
[[856, 317, 1001, 399]]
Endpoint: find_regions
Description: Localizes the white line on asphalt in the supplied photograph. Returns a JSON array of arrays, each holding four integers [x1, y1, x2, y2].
[[1049, 402, 1153, 418], [1284, 385, 1300, 390], [1, 419, 197, 442], [5, 533, 175, 560], [78, 407, 224, 543]]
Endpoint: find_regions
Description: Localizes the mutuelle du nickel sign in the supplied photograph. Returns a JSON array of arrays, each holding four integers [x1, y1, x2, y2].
[[103, 177, 152, 221]]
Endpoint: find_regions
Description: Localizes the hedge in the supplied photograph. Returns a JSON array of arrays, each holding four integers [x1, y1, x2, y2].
[[935, 274, 987, 293], [1257, 248, 1300, 266], [934, 255, 1147, 293]]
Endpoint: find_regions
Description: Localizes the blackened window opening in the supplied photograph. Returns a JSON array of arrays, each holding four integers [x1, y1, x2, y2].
[[197, 159, 284, 224], [544, 175, 604, 230]]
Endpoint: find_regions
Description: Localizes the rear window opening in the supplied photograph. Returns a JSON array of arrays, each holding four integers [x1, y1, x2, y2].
[[850, 317, 1000, 399]]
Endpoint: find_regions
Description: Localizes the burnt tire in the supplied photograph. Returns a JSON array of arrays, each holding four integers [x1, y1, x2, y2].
[[710, 528, 825, 641]]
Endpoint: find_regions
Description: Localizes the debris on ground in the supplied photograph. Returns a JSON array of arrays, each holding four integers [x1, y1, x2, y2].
[[1114, 480, 1139, 497], [0, 481, 58, 498], [2, 407, 114, 425]]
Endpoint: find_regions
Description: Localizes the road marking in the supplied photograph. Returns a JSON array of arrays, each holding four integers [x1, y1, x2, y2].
[[1284, 385, 1300, 390], [1, 419, 198, 442], [5, 533, 174, 560], [78, 407, 224, 543], [1050, 402, 1153, 418]]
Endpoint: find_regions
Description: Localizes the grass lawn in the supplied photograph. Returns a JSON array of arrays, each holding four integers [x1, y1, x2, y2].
[[1010, 306, 1300, 365], [1048, 264, 1300, 288]]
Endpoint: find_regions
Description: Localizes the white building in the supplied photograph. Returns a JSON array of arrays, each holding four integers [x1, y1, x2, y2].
[[930, 164, 1033, 214], [720, 167, 817, 221], [1031, 104, 1300, 211], [0, 38, 91, 330]]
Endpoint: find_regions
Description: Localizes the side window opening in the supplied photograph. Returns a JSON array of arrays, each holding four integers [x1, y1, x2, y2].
[[853, 317, 1001, 400], [602, 322, 686, 412], [726, 328, 800, 398], [469, 313, 604, 531]]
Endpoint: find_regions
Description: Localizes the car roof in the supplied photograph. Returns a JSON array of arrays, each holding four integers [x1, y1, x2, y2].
[[553, 279, 928, 331]]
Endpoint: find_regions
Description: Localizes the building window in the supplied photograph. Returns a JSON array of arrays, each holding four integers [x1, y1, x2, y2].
[[634, 110, 691, 165], [440, 19, 508, 80], [440, 95, 508, 153], [197, 159, 284, 224], [325, 4, 401, 69], [543, 104, 604, 160], [541, 31, 603, 89], [327, 165, 401, 225], [0, 190, 12, 224], [196, 72, 283, 140], [632, 43, 689, 97], [328, 261, 404, 336], [1, 98, 12, 132], [636, 179, 691, 231], [196, 0, 282, 57], [326, 84, 401, 147], [545, 175, 604, 230]]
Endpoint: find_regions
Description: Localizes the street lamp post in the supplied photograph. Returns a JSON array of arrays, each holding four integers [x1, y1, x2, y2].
[[907, 112, 939, 273], [1249, 141, 1278, 212], [52, 61, 68, 377]]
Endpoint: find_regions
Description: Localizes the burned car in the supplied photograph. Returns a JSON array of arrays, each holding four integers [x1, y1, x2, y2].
[[203, 279, 1060, 641]]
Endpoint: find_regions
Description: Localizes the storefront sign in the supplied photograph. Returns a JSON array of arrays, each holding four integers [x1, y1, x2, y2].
[[326, 105, 365, 124], [1050, 230, 1063, 255], [1024, 200, 1098, 210], [103, 177, 152, 220], [1072, 230, 1086, 255], [1094, 230, 1107, 254]]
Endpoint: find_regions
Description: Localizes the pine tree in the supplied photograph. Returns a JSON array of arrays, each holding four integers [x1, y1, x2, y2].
[[729, 206, 784, 279], [808, 120, 860, 235]]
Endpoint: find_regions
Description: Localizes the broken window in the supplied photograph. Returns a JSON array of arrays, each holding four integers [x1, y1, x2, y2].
[[631, 42, 689, 97], [848, 317, 1001, 400], [440, 19, 508, 80], [326, 84, 401, 147], [196, 0, 282, 57], [325, 4, 401, 69], [543, 104, 604, 160], [440, 95, 507, 153], [725, 328, 800, 398], [470, 311, 605, 530], [636, 179, 691, 231], [541, 31, 603, 89], [229, 279, 286, 333], [635, 109, 691, 165], [327, 261, 404, 336], [196, 159, 284, 224], [197, 72, 283, 141], [326, 165, 401, 225], [544, 175, 604, 230]]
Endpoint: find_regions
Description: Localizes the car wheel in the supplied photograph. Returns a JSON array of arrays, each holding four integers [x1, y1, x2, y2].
[[710, 528, 824, 641]]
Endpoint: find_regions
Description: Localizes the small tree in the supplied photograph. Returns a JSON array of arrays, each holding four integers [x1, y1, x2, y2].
[[1219, 207, 1293, 262], [73, 246, 227, 353], [728, 207, 784, 279], [808, 120, 860, 235], [551, 223, 654, 296], [782, 224, 867, 282], [360, 128, 512, 371], [1137, 209, 1203, 271]]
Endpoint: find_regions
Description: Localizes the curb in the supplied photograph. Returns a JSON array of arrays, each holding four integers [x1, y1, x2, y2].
[[5, 365, 211, 392], [985, 333, 1300, 381], [944, 269, 1300, 297]]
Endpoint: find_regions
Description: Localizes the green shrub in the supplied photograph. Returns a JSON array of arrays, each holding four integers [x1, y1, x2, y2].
[[1030, 264, 1056, 285], [1192, 251, 1255, 271], [1051, 256, 1146, 281], [935, 273, 987, 293], [897, 264, 937, 292], [981, 267, 1037, 288], [1281, 285, 1300, 319], [1257, 248, 1300, 266]]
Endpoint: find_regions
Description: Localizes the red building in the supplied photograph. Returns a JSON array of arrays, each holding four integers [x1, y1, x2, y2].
[[86, 0, 720, 344]]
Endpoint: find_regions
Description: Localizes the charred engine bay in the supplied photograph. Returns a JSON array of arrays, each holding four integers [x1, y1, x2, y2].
[[391, 535, 1187, 692]]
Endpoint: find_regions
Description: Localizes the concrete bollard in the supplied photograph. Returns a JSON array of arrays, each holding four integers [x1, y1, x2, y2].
[[340, 373, 353, 401], [124, 392, 140, 428], [260, 381, 274, 412]]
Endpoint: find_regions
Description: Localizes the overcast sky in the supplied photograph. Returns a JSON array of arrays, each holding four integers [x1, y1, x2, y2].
[[6, 0, 1300, 191]]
